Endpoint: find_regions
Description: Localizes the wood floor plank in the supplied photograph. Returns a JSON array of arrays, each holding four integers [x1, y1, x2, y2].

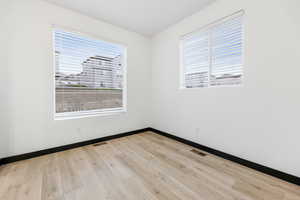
[[145, 132, 300, 196], [112, 137, 202, 200], [128, 134, 253, 200], [131, 134, 255, 200], [0, 131, 299, 200]]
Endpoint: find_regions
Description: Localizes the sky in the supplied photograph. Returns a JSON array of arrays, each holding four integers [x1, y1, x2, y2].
[[55, 29, 123, 75]]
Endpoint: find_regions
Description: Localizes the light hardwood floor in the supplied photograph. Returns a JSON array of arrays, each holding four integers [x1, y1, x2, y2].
[[0, 131, 299, 200]]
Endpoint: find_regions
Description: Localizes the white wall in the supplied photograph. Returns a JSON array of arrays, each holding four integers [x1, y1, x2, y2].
[[1, 0, 299, 178], [151, 0, 300, 177], [0, 1, 15, 158], [0, 0, 151, 158]]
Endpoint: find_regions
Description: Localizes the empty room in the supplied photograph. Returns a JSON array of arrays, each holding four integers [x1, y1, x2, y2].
[[1, 0, 300, 199]]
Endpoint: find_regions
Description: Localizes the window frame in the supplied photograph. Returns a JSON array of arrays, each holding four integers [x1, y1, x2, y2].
[[52, 27, 127, 120], [179, 10, 245, 89]]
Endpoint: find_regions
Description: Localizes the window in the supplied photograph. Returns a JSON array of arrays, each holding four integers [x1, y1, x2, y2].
[[54, 29, 126, 119], [181, 11, 244, 88]]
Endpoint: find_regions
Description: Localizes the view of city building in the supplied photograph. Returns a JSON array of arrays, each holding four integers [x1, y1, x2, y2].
[[55, 51, 123, 89], [185, 72, 242, 88]]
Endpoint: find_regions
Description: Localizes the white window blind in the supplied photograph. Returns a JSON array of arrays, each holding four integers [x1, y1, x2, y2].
[[181, 11, 244, 88], [54, 29, 126, 119], [182, 31, 210, 88]]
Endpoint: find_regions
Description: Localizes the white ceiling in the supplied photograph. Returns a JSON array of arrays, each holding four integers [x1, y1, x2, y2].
[[45, 0, 215, 36]]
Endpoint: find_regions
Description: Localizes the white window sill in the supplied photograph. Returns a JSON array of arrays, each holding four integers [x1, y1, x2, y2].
[[54, 108, 126, 120]]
